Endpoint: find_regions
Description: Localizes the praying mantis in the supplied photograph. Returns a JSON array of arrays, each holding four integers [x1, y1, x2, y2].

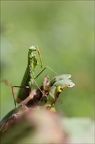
[[2, 45, 75, 109], [11, 45, 57, 108], [12, 45, 75, 109], [12, 45, 75, 107], [1, 46, 75, 108], [0, 45, 75, 127]]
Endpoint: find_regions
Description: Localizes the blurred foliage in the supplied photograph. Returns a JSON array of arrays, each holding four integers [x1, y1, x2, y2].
[[1, 1, 94, 119], [1, 108, 94, 144]]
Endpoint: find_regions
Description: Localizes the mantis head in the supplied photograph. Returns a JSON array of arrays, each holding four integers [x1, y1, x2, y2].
[[29, 46, 36, 52]]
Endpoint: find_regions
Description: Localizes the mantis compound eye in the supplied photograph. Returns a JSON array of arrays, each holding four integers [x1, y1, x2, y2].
[[57, 86, 63, 93]]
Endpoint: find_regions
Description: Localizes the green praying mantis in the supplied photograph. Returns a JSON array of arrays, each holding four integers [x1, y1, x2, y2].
[[11, 45, 58, 108], [0, 45, 75, 126], [10, 45, 75, 109], [1, 45, 75, 111]]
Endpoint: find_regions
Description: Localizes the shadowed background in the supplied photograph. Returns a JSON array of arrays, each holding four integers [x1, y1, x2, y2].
[[1, 1, 94, 119]]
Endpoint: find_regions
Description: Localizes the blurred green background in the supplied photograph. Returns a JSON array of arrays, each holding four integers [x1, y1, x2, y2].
[[1, 1, 94, 119]]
